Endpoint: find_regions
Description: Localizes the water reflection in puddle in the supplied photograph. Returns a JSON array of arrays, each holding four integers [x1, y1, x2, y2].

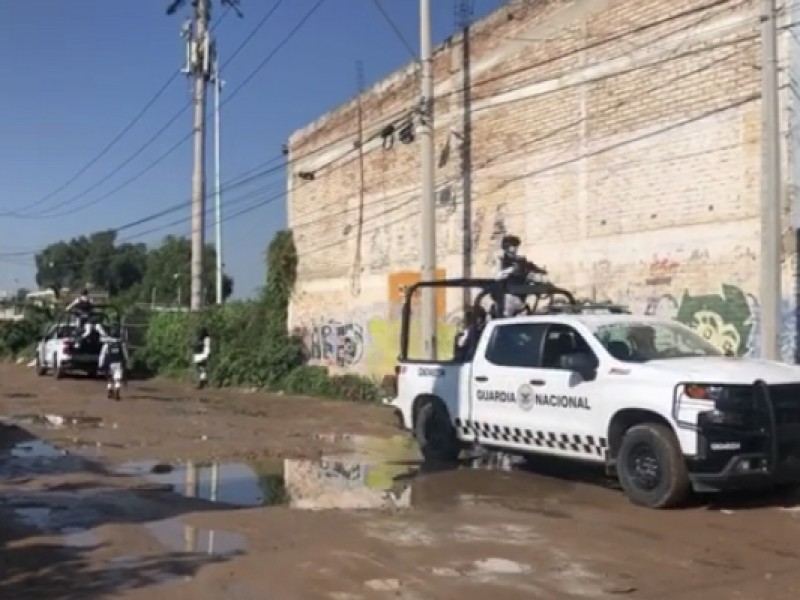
[[116, 461, 275, 507], [14, 506, 53, 527], [115, 436, 589, 513], [146, 518, 245, 556], [9, 413, 103, 429], [114, 435, 421, 511], [60, 527, 100, 548], [10, 439, 67, 458]]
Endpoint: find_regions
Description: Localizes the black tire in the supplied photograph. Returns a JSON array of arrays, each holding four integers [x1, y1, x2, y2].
[[617, 423, 690, 509], [414, 400, 461, 465], [35, 353, 47, 376], [53, 354, 63, 380]]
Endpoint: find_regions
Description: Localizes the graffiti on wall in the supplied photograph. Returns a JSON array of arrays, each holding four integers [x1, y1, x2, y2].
[[643, 284, 796, 362], [645, 255, 680, 286], [305, 319, 365, 368]]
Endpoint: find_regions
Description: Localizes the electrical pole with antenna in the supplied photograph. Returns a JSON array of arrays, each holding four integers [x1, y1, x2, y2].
[[169, 0, 242, 310], [171, 0, 211, 310]]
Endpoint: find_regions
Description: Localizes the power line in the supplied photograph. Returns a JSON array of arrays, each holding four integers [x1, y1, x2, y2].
[[0, 7, 234, 219], [367, 0, 418, 60], [9, 0, 288, 220], [1, 99, 416, 258], [151, 24, 761, 237], [5, 16, 762, 267], [7, 0, 740, 223], [0, 71, 182, 218], [220, 0, 328, 106]]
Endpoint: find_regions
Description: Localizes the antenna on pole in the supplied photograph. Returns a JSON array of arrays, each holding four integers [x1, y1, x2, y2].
[[455, 0, 474, 29]]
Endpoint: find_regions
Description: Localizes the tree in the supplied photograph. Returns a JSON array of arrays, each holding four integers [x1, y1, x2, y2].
[[34, 231, 232, 305], [140, 235, 233, 307], [35, 230, 147, 295]]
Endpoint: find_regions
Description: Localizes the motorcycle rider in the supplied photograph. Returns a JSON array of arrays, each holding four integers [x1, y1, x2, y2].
[[98, 338, 129, 400], [493, 234, 547, 317], [193, 327, 212, 389]]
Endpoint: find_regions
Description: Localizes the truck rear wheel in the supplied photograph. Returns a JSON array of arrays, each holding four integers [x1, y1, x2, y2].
[[617, 423, 690, 509], [35, 353, 47, 376], [53, 354, 64, 380], [414, 400, 460, 465]]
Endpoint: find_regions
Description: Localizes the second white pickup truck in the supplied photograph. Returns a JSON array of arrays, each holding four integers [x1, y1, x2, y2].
[[389, 278, 800, 509]]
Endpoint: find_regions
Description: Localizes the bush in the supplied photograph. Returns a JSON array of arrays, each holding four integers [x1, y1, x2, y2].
[[135, 230, 382, 401], [0, 319, 40, 359]]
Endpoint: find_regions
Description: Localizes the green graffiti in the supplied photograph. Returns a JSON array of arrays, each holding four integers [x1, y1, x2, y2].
[[675, 284, 752, 356]]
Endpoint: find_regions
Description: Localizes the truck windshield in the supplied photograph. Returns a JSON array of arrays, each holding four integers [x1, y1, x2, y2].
[[592, 321, 724, 362]]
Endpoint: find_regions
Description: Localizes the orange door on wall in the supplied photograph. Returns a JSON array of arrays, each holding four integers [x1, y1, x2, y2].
[[388, 270, 446, 316]]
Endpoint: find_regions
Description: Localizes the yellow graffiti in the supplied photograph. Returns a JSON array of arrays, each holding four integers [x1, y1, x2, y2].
[[690, 310, 741, 356], [366, 318, 457, 376]]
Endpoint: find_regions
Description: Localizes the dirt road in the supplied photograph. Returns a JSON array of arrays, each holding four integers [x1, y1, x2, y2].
[[1, 363, 799, 599]]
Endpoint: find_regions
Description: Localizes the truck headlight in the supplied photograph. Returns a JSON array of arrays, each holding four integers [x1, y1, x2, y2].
[[684, 384, 728, 402], [685, 384, 751, 427]]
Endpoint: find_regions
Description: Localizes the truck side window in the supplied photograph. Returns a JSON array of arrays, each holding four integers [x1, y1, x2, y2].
[[484, 323, 546, 368], [541, 324, 595, 369]]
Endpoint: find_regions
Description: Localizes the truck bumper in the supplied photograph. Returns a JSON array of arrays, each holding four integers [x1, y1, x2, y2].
[[685, 381, 800, 493], [688, 452, 800, 492]]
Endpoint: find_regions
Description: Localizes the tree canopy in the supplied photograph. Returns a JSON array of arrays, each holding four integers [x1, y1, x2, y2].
[[34, 230, 233, 305]]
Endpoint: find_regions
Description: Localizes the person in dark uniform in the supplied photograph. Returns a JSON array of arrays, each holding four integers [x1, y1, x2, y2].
[[67, 289, 95, 337], [98, 338, 129, 400], [492, 234, 547, 317]]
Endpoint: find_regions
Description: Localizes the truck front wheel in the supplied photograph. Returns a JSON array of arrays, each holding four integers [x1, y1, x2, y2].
[[414, 400, 460, 465], [617, 423, 690, 509]]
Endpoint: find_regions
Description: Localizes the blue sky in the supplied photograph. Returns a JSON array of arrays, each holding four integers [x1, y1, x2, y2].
[[0, 0, 506, 298]]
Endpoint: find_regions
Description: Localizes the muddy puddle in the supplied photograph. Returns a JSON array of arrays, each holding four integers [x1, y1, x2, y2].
[[7, 412, 104, 429], [110, 435, 614, 513], [112, 435, 421, 510], [10, 438, 67, 458], [147, 517, 246, 555], [3, 429, 610, 520]]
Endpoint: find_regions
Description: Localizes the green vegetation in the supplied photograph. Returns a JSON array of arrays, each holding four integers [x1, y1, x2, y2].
[[2, 230, 382, 403], [35, 230, 233, 306]]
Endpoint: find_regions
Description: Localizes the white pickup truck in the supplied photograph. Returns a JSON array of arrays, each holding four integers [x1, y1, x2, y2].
[[390, 278, 800, 509]]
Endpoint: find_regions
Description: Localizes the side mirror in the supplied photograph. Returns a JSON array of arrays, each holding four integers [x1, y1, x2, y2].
[[558, 352, 598, 380]]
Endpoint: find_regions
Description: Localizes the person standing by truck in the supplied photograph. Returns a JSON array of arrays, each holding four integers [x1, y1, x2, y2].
[[98, 338, 129, 400], [193, 327, 212, 389]]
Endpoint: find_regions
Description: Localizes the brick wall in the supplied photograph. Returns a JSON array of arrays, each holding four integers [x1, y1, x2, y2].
[[287, 0, 799, 377]]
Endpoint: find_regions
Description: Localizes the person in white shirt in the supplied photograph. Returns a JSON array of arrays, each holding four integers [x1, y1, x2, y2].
[[193, 327, 211, 389]]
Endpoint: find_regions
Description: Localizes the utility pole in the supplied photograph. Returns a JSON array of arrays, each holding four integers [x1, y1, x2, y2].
[[419, 0, 437, 360], [212, 46, 224, 305], [174, 0, 212, 311], [759, 0, 781, 360]]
